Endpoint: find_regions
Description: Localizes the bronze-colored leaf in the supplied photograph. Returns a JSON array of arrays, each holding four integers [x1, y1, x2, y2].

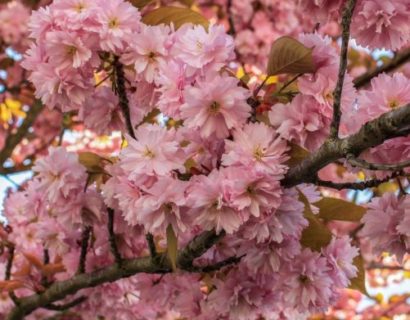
[[298, 190, 332, 251], [41, 263, 66, 277], [23, 252, 43, 270], [286, 143, 309, 167], [267, 36, 315, 76], [142, 6, 209, 30], [166, 224, 178, 271], [315, 197, 366, 222], [78, 152, 107, 174], [127, 0, 153, 9], [349, 255, 368, 295]]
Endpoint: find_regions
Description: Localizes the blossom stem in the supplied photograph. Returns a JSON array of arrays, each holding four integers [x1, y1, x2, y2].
[[346, 154, 410, 171], [329, 0, 357, 139]]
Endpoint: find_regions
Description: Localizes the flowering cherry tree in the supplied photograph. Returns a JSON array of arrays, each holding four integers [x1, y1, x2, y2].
[[1, 0, 410, 319]]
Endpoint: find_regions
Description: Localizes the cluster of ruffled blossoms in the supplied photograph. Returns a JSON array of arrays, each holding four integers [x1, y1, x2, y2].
[[0, 0, 368, 319], [269, 33, 356, 152], [301, 0, 410, 50]]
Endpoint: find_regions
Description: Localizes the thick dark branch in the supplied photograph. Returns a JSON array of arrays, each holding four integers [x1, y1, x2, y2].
[[113, 56, 135, 139], [76, 227, 91, 274], [347, 155, 410, 171], [0, 100, 43, 166], [329, 0, 357, 139], [354, 48, 410, 89], [44, 296, 87, 311], [283, 104, 410, 187], [316, 171, 403, 190], [6, 229, 226, 319], [107, 208, 122, 265]]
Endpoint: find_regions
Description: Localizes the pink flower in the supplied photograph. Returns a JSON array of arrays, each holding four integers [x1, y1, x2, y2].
[[283, 248, 334, 313], [352, 0, 410, 50], [181, 73, 251, 139], [122, 24, 171, 83], [243, 237, 301, 274], [361, 192, 410, 262], [298, 0, 344, 22], [222, 122, 288, 175], [322, 236, 359, 287], [81, 86, 124, 135], [45, 31, 95, 69], [222, 167, 283, 218], [240, 188, 308, 244], [33, 147, 87, 204], [269, 94, 331, 151], [94, 0, 141, 53], [187, 170, 244, 234], [156, 60, 188, 118], [172, 24, 235, 73], [205, 267, 275, 320], [119, 124, 185, 177], [134, 177, 189, 235]]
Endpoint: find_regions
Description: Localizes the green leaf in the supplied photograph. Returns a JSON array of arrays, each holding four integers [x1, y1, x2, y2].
[[166, 224, 178, 271], [315, 197, 366, 222], [298, 190, 332, 251], [142, 6, 209, 30], [127, 0, 153, 9], [349, 255, 368, 295], [286, 143, 309, 167], [267, 36, 315, 76]]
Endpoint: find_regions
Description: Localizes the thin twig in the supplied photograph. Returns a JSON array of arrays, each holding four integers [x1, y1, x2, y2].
[[76, 227, 92, 274], [316, 171, 403, 190], [346, 154, 410, 171], [329, 0, 357, 139], [44, 296, 87, 311], [107, 208, 122, 265]]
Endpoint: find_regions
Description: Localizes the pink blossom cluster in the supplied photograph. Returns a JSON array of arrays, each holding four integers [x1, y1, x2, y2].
[[361, 192, 410, 262], [269, 33, 357, 151], [4, 0, 407, 318], [300, 0, 410, 50], [0, 1, 31, 47]]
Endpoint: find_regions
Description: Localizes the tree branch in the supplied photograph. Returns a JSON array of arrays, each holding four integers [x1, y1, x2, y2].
[[6, 229, 226, 319], [0, 100, 43, 166], [283, 104, 410, 187], [354, 48, 410, 89], [329, 0, 357, 139]]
